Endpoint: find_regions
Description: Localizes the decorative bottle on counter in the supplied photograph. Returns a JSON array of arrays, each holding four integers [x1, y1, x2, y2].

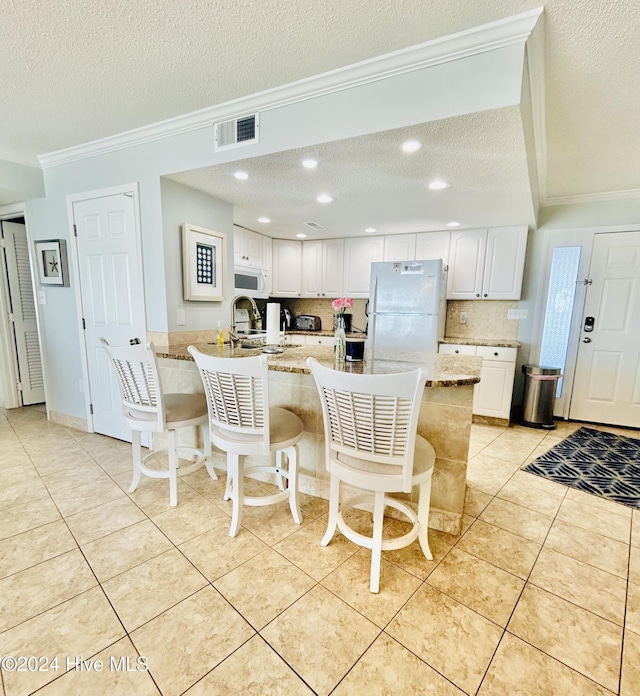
[[334, 315, 346, 361]]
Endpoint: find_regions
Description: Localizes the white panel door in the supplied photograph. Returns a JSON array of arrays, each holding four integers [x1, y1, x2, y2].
[[570, 231, 640, 427], [1, 221, 44, 404], [73, 191, 145, 441]]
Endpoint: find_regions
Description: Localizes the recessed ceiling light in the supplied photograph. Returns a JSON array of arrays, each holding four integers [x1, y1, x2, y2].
[[447, 221, 461, 227], [428, 179, 451, 190], [316, 193, 333, 203], [233, 171, 249, 180], [257, 217, 270, 224], [402, 140, 422, 153], [365, 228, 377, 233], [302, 158, 318, 169], [296, 233, 307, 238]]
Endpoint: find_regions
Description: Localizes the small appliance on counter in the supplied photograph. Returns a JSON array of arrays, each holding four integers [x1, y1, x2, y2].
[[293, 315, 322, 331]]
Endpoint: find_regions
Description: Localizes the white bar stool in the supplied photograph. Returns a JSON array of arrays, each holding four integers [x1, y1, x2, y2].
[[100, 338, 215, 506], [189, 347, 303, 537], [307, 357, 435, 593]]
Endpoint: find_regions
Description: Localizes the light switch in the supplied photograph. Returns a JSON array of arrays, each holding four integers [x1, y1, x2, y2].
[[176, 309, 186, 326], [37, 290, 46, 305]]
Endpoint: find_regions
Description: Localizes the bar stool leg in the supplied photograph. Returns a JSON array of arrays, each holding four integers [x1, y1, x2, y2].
[[321, 475, 341, 546], [369, 490, 385, 593], [286, 445, 302, 524], [130, 430, 142, 493], [168, 429, 178, 507], [417, 475, 433, 561], [228, 453, 244, 537]]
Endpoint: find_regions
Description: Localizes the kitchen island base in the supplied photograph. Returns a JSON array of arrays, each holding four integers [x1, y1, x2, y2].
[[156, 346, 479, 536]]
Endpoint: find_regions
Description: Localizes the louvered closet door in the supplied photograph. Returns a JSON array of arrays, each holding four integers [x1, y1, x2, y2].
[[2, 221, 45, 404]]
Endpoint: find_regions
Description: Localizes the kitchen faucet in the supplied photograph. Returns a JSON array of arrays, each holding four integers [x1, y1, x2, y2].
[[229, 295, 262, 345]]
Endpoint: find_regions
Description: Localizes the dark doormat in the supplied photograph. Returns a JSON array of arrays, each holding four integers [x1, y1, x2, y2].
[[522, 426, 640, 511]]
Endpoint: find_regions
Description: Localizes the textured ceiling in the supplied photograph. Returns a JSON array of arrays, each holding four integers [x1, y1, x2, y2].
[[1, 0, 639, 207], [168, 108, 534, 238]]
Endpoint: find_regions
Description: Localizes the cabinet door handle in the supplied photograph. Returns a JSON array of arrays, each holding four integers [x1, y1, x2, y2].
[[454, 349, 459, 354], [494, 352, 499, 356], [483, 293, 488, 298], [475, 293, 480, 298]]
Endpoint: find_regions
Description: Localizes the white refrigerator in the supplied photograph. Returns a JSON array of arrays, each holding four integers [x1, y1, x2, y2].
[[366, 259, 446, 353]]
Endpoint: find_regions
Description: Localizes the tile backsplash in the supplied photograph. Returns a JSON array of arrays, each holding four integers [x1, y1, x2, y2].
[[445, 300, 520, 340], [280, 298, 369, 333]]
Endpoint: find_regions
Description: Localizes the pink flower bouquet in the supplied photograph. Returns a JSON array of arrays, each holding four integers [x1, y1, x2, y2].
[[331, 297, 353, 315]]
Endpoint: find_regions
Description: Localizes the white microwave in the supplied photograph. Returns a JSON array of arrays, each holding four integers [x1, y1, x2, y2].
[[234, 264, 268, 298]]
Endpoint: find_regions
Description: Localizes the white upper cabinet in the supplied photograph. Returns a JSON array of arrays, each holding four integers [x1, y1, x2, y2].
[[446, 226, 527, 300], [271, 239, 302, 297], [482, 226, 528, 300], [415, 231, 450, 266], [343, 236, 384, 297], [302, 239, 344, 297], [233, 226, 265, 267], [383, 234, 416, 262]]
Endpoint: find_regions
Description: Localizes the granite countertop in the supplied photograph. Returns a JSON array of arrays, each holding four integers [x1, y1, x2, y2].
[[440, 337, 520, 349], [156, 343, 481, 387], [287, 329, 366, 338]]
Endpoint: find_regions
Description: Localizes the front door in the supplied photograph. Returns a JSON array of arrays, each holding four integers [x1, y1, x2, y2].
[[569, 231, 640, 428], [72, 188, 146, 440], [1, 221, 45, 405]]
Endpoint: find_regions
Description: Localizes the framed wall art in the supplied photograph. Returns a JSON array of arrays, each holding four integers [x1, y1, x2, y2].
[[182, 223, 226, 301], [35, 239, 69, 286]]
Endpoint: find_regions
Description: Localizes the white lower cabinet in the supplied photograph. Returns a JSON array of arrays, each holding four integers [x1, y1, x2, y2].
[[284, 333, 334, 347], [438, 343, 517, 420]]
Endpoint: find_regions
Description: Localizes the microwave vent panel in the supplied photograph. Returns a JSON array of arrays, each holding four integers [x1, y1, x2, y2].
[[214, 113, 259, 151]]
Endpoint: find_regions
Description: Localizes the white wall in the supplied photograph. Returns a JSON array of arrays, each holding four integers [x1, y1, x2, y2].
[[160, 178, 234, 332]]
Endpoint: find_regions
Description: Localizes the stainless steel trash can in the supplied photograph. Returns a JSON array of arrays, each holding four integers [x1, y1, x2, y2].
[[521, 365, 562, 429]]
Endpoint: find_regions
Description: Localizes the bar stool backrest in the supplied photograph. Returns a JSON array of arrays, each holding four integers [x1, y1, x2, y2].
[[99, 338, 165, 432], [307, 358, 425, 494]]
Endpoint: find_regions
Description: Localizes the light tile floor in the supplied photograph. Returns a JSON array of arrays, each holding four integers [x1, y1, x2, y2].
[[1, 405, 639, 695]]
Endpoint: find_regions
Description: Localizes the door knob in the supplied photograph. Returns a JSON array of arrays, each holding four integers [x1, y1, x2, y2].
[[583, 337, 592, 343]]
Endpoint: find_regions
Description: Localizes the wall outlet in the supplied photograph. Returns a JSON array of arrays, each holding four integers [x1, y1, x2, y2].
[[507, 308, 528, 320], [459, 311, 468, 325], [176, 308, 186, 326]]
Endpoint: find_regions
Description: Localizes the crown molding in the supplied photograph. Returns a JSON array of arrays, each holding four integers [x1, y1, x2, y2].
[[544, 188, 640, 206], [38, 8, 543, 169]]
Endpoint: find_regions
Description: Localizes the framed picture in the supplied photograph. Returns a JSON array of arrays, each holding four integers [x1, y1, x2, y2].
[[182, 223, 226, 301], [35, 239, 69, 286]]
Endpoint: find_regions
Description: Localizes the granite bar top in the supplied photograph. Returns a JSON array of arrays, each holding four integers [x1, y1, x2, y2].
[[440, 337, 520, 349], [287, 329, 366, 338], [156, 342, 481, 387]]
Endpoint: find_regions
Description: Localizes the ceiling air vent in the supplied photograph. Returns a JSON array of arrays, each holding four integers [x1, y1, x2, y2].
[[214, 113, 259, 151], [304, 221, 325, 231]]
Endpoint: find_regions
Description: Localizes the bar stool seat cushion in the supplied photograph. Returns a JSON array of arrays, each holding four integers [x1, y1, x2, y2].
[[336, 435, 435, 479], [164, 393, 208, 424], [216, 407, 302, 446]]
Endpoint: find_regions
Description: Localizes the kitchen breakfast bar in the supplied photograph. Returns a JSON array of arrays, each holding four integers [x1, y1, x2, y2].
[[156, 343, 482, 535]]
